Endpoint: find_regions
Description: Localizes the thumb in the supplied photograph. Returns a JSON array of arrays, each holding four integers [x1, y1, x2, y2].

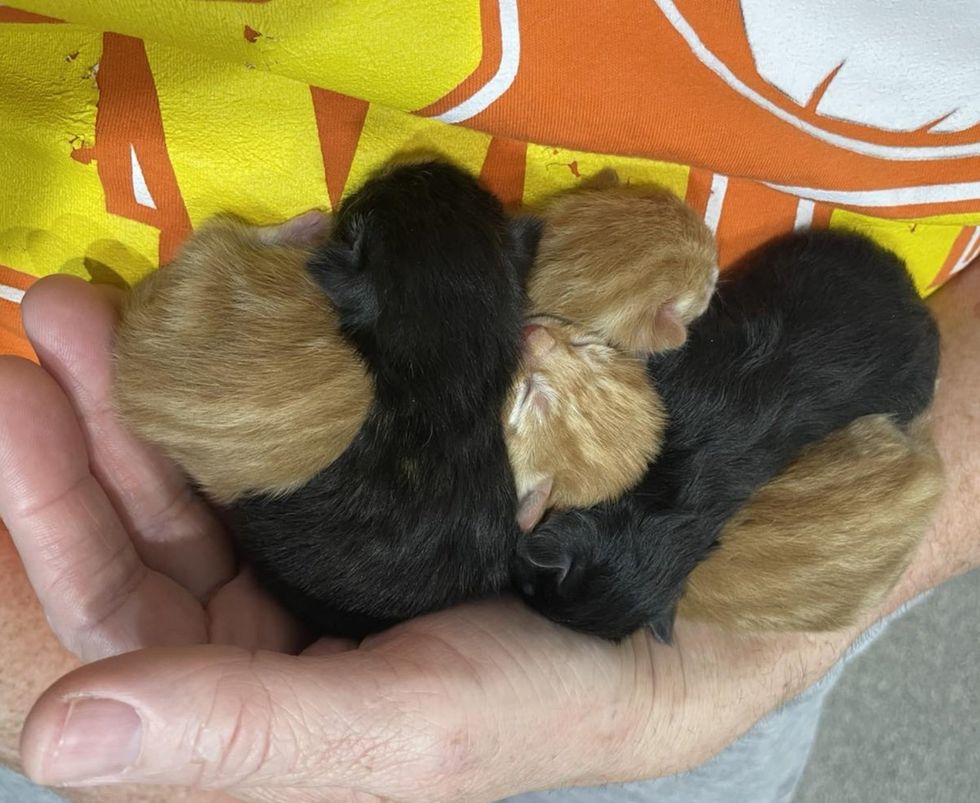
[[20, 645, 459, 801]]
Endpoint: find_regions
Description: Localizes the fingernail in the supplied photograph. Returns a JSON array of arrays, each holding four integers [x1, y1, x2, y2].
[[46, 698, 142, 786]]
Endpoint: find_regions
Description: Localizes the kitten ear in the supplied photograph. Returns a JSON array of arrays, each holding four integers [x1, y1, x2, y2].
[[516, 476, 554, 532], [648, 603, 678, 645], [257, 210, 331, 246], [580, 167, 621, 190], [307, 236, 379, 329], [520, 530, 573, 584], [649, 300, 688, 352], [508, 215, 545, 284]]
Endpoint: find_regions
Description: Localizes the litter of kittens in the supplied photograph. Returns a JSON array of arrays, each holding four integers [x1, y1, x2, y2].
[[114, 156, 943, 643]]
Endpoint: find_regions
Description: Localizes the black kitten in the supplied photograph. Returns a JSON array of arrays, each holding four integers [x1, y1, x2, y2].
[[232, 160, 541, 638], [511, 229, 940, 641]]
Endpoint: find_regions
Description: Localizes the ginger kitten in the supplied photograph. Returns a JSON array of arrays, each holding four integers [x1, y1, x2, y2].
[[113, 212, 371, 504], [679, 414, 943, 632], [527, 169, 719, 355], [505, 315, 666, 531]]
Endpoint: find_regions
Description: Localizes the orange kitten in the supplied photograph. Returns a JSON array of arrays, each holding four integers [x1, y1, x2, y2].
[[113, 212, 372, 504], [114, 209, 667, 515], [505, 315, 666, 531], [527, 169, 719, 354], [679, 414, 944, 631]]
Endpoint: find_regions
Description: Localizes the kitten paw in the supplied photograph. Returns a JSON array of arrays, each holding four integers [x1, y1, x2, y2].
[[510, 507, 682, 643]]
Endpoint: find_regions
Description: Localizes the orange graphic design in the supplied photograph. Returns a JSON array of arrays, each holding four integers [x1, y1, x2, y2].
[[932, 226, 980, 288], [417, 0, 502, 118], [685, 168, 838, 268], [0, 8, 62, 23], [714, 180, 801, 267], [310, 88, 371, 210], [479, 136, 527, 208], [810, 204, 834, 230], [0, 0, 976, 305], [72, 33, 191, 264], [445, 1, 979, 217], [684, 168, 715, 221], [0, 265, 36, 362]]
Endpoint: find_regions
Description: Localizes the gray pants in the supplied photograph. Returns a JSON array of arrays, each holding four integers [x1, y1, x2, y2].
[[0, 599, 918, 803]]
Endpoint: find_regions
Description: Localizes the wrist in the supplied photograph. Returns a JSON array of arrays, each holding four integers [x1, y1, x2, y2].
[[623, 624, 851, 782]]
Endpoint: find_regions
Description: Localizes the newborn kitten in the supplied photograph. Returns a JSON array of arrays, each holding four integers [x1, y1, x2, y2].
[[114, 212, 371, 504], [680, 413, 943, 631], [229, 160, 535, 637], [512, 229, 940, 641], [115, 214, 665, 518], [527, 169, 719, 354], [507, 171, 716, 527], [506, 315, 667, 532]]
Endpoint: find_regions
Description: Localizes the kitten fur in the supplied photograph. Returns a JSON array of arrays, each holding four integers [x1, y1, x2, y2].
[[114, 210, 667, 517], [505, 314, 667, 531], [230, 160, 536, 637], [679, 413, 944, 631], [512, 229, 940, 641], [527, 168, 719, 354], [113, 212, 372, 504]]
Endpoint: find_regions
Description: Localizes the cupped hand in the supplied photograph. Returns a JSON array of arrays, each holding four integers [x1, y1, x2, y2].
[[1, 276, 857, 802], [0, 276, 307, 659]]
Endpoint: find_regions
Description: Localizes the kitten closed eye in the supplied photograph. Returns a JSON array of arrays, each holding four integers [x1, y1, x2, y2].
[[513, 229, 940, 641], [505, 317, 666, 532], [527, 169, 719, 356]]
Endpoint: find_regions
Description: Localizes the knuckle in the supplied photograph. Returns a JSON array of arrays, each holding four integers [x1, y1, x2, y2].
[[191, 661, 281, 790]]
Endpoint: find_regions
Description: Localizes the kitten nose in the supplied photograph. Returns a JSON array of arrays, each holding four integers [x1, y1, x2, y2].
[[522, 324, 556, 357]]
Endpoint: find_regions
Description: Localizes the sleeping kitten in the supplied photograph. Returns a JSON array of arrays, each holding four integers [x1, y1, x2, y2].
[[114, 213, 665, 519], [114, 211, 371, 504], [679, 413, 943, 631], [512, 229, 940, 641], [506, 314, 667, 531], [527, 168, 719, 354], [226, 159, 533, 637]]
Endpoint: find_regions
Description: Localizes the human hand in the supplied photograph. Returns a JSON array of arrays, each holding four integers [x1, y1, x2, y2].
[[0, 276, 308, 661], [0, 275, 848, 801], [3, 269, 977, 801]]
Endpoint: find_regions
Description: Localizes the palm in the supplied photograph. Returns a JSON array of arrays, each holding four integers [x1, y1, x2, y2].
[[0, 276, 305, 660], [3, 277, 871, 800], [0, 279, 664, 798]]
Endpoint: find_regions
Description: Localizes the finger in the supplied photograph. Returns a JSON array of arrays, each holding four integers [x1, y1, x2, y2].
[[21, 276, 234, 600], [0, 357, 206, 660], [205, 569, 311, 654], [20, 645, 455, 800], [301, 637, 358, 657]]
